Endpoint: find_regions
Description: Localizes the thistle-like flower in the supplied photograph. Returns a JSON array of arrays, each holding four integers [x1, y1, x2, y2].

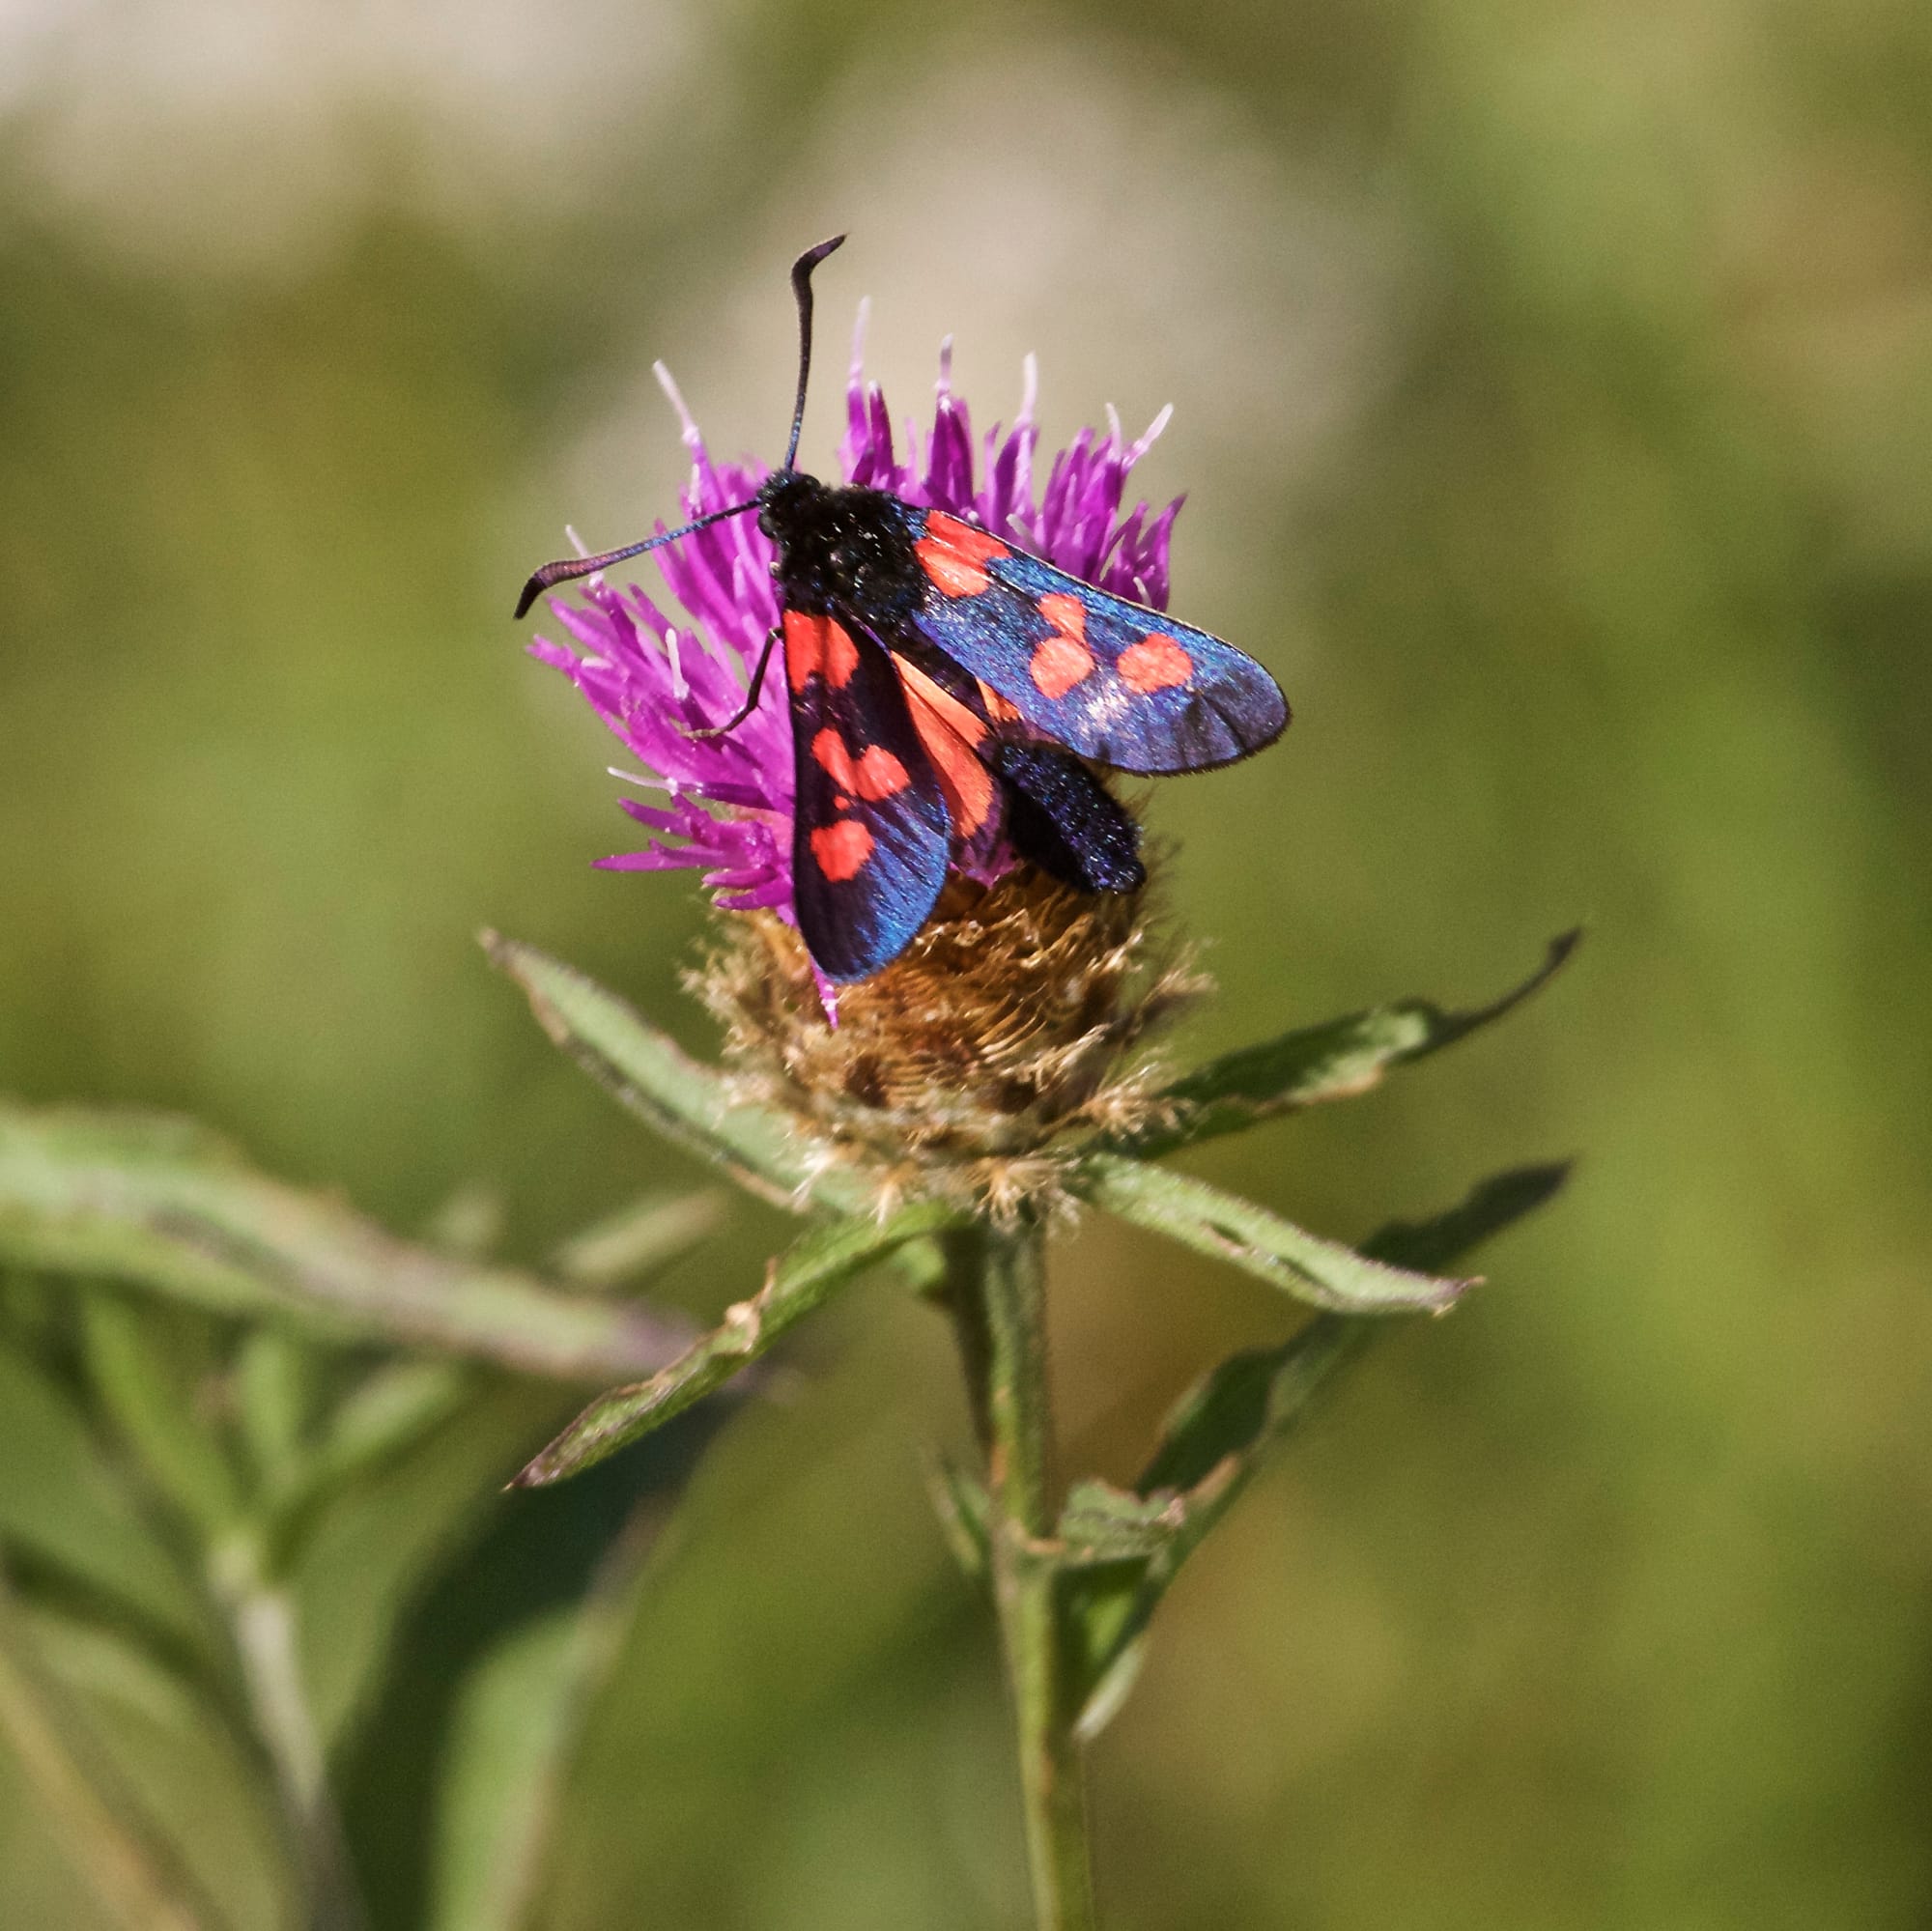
[[529, 319, 1207, 1215]]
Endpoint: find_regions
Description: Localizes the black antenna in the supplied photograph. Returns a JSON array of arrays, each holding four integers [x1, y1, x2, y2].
[[511, 234, 848, 619], [783, 234, 845, 472], [512, 503, 758, 620]]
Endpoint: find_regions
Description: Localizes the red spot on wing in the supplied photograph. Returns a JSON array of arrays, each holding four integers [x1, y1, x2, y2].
[[783, 611, 826, 693], [917, 543, 990, 598], [853, 746, 910, 797], [1030, 632, 1095, 699], [926, 512, 1009, 562], [810, 728, 910, 800], [823, 619, 860, 688], [811, 728, 854, 789], [895, 656, 995, 838], [915, 511, 1010, 600], [1037, 592, 1086, 639], [1118, 634, 1194, 694], [810, 819, 873, 882], [786, 611, 861, 691]]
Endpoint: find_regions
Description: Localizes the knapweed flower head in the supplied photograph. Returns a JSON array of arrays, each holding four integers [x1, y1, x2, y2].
[[528, 313, 1206, 1217]]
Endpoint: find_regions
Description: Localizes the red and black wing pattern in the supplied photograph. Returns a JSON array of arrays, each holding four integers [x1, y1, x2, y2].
[[781, 609, 952, 981], [888, 505, 1289, 775], [878, 631, 1146, 894], [876, 642, 1007, 872]]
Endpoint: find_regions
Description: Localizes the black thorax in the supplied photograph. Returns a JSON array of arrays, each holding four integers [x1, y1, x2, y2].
[[756, 471, 924, 625]]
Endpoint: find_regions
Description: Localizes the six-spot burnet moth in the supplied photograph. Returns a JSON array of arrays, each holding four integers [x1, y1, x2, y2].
[[515, 237, 1289, 983]]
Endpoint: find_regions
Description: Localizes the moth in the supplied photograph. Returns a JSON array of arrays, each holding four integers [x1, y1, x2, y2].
[[516, 237, 1288, 981]]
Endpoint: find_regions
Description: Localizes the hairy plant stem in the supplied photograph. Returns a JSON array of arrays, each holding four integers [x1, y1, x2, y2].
[[945, 1223, 1097, 1931]]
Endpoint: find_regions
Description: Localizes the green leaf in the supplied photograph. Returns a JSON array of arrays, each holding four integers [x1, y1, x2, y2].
[[1122, 931, 1579, 1155], [1077, 1152, 1472, 1314], [291, 1380, 571, 1750], [233, 1332, 322, 1498], [1134, 1318, 1370, 1509], [1050, 1482, 1177, 1746], [0, 1102, 698, 1382], [1139, 1161, 1571, 1505], [924, 1455, 992, 1589], [425, 1497, 661, 1931], [1358, 1160, 1574, 1272], [259, 1362, 474, 1572], [1058, 1162, 1572, 1736], [80, 1301, 245, 1539], [0, 1581, 238, 1931], [427, 1611, 580, 1931], [0, 1342, 208, 1648], [420, 1183, 505, 1260], [1055, 1479, 1184, 1565], [547, 1189, 726, 1290], [483, 936, 871, 1217], [513, 1203, 961, 1488], [14, 1601, 210, 1741]]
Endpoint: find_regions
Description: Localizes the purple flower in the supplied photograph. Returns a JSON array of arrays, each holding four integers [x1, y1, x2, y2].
[[528, 309, 1183, 945]]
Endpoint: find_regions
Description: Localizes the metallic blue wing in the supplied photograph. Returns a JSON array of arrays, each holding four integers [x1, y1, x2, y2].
[[781, 608, 951, 981], [891, 505, 1289, 775]]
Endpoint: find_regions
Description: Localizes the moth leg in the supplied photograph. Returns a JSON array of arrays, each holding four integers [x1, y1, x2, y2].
[[685, 625, 781, 740]]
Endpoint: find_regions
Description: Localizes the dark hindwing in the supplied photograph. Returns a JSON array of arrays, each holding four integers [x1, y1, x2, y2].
[[993, 742, 1146, 894], [890, 504, 1289, 775], [781, 609, 951, 981], [874, 624, 1146, 895]]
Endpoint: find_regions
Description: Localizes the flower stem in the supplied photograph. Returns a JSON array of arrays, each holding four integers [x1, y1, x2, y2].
[[947, 1223, 1097, 1931], [210, 1540, 365, 1931]]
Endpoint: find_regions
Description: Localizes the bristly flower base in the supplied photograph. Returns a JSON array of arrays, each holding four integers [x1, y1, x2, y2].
[[694, 863, 1206, 1224]]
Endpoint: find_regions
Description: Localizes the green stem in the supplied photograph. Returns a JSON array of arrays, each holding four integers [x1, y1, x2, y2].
[[210, 1540, 365, 1931], [948, 1224, 1097, 1931]]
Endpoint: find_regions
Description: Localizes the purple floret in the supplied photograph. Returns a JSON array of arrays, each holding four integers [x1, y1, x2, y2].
[[528, 309, 1183, 945]]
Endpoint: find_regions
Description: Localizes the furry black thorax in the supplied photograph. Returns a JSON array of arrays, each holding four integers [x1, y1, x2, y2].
[[756, 471, 925, 624]]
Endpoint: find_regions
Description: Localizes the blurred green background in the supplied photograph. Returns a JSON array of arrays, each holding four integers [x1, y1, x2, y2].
[[4, 0, 1931, 1923]]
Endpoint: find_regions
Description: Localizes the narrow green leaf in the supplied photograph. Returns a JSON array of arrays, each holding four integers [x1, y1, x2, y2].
[[15, 1602, 209, 1740], [1050, 1501, 1170, 1744], [233, 1333, 321, 1498], [1058, 1162, 1572, 1736], [0, 1576, 236, 1931], [80, 1301, 245, 1539], [426, 1496, 664, 1931], [311, 1363, 472, 1489], [428, 1612, 580, 1931], [1135, 1318, 1368, 1508], [924, 1456, 992, 1589], [1359, 1160, 1573, 1272], [259, 1362, 474, 1572], [0, 1103, 698, 1382], [1077, 1152, 1471, 1314], [1055, 1479, 1184, 1565], [0, 1343, 207, 1647], [512, 1203, 960, 1488], [421, 1184, 505, 1260], [291, 1380, 569, 1750], [1139, 1161, 1572, 1505], [483, 935, 871, 1217], [547, 1189, 725, 1290], [1123, 931, 1579, 1155]]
